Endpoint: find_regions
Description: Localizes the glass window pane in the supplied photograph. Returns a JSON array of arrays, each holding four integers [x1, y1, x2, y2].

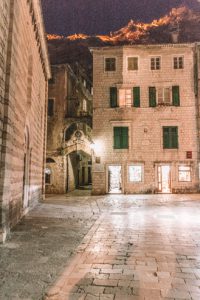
[[105, 58, 116, 71], [129, 166, 142, 182], [119, 89, 126, 106], [158, 87, 163, 103], [164, 87, 171, 103], [128, 57, 138, 70], [178, 165, 191, 181]]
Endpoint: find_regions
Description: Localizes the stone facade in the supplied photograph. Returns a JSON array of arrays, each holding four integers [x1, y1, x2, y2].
[[0, 0, 51, 242], [46, 64, 92, 194], [91, 44, 200, 195]]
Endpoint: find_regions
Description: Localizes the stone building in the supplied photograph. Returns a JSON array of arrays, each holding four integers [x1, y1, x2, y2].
[[91, 44, 200, 194], [46, 64, 93, 194], [0, 0, 51, 242]]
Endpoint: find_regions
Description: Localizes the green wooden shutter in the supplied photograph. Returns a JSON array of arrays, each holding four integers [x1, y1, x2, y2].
[[114, 127, 128, 149], [149, 87, 156, 107], [172, 86, 180, 106], [163, 127, 170, 149], [163, 127, 178, 149], [121, 127, 128, 148], [171, 127, 178, 148], [133, 87, 140, 107], [114, 127, 121, 148], [110, 87, 118, 107]]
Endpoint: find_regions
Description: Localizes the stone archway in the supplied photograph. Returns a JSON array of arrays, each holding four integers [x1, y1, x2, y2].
[[66, 149, 92, 192]]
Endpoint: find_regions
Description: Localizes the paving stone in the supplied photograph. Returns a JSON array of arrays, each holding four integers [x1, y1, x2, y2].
[[93, 279, 118, 287], [2, 193, 200, 300]]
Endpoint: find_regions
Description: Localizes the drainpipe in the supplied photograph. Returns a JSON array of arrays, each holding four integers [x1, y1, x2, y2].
[[42, 79, 48, 200]]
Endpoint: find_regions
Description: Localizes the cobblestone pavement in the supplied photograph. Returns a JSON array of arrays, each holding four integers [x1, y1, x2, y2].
[[1, 193, 200, 300], [45, 193, 200, 300]]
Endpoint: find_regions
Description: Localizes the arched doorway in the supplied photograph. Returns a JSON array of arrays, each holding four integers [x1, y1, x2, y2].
[[66, 150, 92, 192], [64, 122, 92, 192]]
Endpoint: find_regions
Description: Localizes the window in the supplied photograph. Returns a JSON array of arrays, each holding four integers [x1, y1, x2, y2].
[[149, 86, 180, 107], [174, 56, 184, 69], [119, 89, 132, 107], [114, 127, 129, 149], [149, 87, 157, 107], [128, 57, 138, 71], [105, 58, 116, 71], [163, 127, 178, 149], [110, 87, 118, 107], [178, 165, 191, 182], [45, 168, 51, 184], [48, 99, 54, 117], [129, 165, 143, 182], [151, 57, 161, 70], [133, 87, 140, 107], [82, 99, 87, 112], [172, 86, 180, 106], [158, 87, 171, 105]]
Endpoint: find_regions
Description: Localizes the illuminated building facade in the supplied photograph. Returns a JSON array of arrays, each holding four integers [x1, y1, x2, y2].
[[91, 44, 200, 194], [0, 0, 51, 242]]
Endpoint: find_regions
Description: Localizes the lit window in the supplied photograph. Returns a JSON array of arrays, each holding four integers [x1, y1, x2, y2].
[[151, 57, 161, 70], [128, 57, 138, 71], [45, 168, 51, 184], [83, 99, 87, 112], [119, 89, 132, 107], [105, 58, 116, 71], [174, 57, 184, 69], [178, 165, 191, 182], [158, 87, 171, 104], [129, 165, 143, 182]]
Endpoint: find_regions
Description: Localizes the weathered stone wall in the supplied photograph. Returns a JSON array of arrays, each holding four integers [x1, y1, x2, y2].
[[0, 0, 50, 242], [46, 64, 92, 194], [92, 44, 200, 194], [0, 0, 11, 241]]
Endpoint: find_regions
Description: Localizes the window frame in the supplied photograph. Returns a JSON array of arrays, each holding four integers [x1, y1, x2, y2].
[[178, 165, 191, 182], [82, 98, 87, 112], [157, 87, 171, 105], [113, 126, 129, 150], [173, 55, 184, 70], [45, 167, 52, 185], [104, 56, 117, 72], [163, 126, 179, 149], [118, 88, 132, 107], [128, 164, 144, 183], [127, 56, 139, 71], [150, 56, 161, 70]]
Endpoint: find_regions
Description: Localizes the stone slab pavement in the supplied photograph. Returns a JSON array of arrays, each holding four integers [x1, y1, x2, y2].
[[1, 192, 200, 299]]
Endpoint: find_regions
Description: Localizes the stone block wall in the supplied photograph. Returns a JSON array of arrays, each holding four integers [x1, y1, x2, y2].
[[0, 0, 50, 242], [92, 44, 200, 194]]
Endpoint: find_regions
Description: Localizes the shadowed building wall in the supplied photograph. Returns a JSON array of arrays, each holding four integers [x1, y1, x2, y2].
[[0, 0, 51, 242]]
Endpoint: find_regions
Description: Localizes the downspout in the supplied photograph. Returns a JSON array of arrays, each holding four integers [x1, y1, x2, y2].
[[194, 44, 200, 190], [42, 79, 48, 200]]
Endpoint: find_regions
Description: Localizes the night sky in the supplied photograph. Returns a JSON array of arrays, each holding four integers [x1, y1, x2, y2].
[[41, 0, 200, 36]]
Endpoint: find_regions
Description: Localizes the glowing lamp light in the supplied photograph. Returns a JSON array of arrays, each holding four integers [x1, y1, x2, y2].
[[90, 139, 103, 155], [90, 141, 95, 151]]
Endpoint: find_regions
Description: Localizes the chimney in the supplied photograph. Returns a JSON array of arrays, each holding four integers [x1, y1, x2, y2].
[[171, 31, 179, 43]]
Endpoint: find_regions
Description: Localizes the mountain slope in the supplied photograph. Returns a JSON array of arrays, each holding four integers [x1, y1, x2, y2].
[[47, 7, 200, 78], [42, 0, 200, 36]]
